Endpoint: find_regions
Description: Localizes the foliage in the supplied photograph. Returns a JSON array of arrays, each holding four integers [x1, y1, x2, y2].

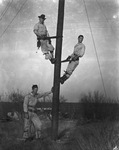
[[42, 94, 67, 103], [66, 120, 119, 150], [80, 91, 105, 103], [1, 117, 119, 150], [78, 91, 119, 121], [59, 95, 67, 103], [80, 90, 118, 104], [8, 90, 24, 103]]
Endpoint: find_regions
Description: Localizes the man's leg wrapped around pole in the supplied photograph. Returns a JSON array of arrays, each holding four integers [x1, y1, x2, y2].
[[40, 39, 55, 63], [60, 61, 79, 84], [31, 113, 42, 139]]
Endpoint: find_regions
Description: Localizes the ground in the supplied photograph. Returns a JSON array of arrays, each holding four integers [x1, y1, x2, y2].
[[0, 114, 119, 150]]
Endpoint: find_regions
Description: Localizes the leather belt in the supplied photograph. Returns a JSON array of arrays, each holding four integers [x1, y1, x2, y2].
[[37, 35, 47, 40], [28, 105, 37, 113]]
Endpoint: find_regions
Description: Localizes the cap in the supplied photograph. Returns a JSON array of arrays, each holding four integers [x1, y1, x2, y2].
[[38, 14, 46, 20]]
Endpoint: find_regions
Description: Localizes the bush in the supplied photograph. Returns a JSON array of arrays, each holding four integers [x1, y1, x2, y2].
[[8, 90, 24, 103], [42, 94, 67, 103], [80, 91, 105, 103], [79, 91, 119, 121]]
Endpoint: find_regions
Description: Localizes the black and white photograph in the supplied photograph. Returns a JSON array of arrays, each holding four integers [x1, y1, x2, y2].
[[0, 0, 119, 149]]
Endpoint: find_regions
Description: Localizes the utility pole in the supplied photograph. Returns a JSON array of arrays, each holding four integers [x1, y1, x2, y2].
[[51, 0, 65, 140]]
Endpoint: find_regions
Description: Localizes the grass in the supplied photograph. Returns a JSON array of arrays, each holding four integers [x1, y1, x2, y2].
[[1, 115, 119, 150], [68, 121, 118, 150], [0, 116, 76, 150], [58, 120, 119, 150]]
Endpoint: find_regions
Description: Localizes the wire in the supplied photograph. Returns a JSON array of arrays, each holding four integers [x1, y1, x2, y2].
[[0, 0, 13, 21], [0, 0, 28, 39], [0, 1, 11, 19], [82, 0, 107, 97]]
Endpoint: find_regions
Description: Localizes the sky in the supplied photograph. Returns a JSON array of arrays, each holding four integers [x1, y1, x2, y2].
[[0, 0, 119, 102]]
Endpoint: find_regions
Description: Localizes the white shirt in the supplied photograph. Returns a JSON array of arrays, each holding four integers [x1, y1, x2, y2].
[[23, 92, 51, 112], [71, 43, 85, 58], [33, 22, 49, 37]]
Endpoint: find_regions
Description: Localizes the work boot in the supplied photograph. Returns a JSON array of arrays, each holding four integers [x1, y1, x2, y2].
[[50, 58, 56, 64], [60, 74, 68, 84]]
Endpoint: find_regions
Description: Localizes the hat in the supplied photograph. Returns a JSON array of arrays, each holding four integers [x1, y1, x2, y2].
[[32, 84, 38, 89], [38, 14, 46, 20]]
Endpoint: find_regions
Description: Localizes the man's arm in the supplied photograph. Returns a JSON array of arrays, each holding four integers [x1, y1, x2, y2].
[[23, 95, 29, 119], [61, 55, 71, 63], [33, 29, 39, 37], [23, 95, 29, 112], [37, 91, 52, 99], [37, 87, 53, 99], [33, 24, 39, 37], [79, 45, 85, 57]]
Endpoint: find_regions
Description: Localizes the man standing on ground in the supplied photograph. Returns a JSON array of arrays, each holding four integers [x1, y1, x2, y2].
[[33, 14, 55, 64], [23, 84, 52, 141], [60, 35, 85, 84]]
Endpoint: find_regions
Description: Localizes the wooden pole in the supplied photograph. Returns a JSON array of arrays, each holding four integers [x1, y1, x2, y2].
[[51, 0, 65, 140]]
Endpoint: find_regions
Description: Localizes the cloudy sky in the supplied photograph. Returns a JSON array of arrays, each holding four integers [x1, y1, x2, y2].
[[0, 0, 119, 102]]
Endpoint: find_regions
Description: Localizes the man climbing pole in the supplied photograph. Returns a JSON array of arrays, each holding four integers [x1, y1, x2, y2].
[[60, 35, 86, 84], [23, 84, 53, 141], [33, 14, 55, 64]]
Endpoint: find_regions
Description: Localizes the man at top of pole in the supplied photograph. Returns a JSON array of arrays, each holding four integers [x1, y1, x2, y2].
[[33, 14, 55, 64]]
